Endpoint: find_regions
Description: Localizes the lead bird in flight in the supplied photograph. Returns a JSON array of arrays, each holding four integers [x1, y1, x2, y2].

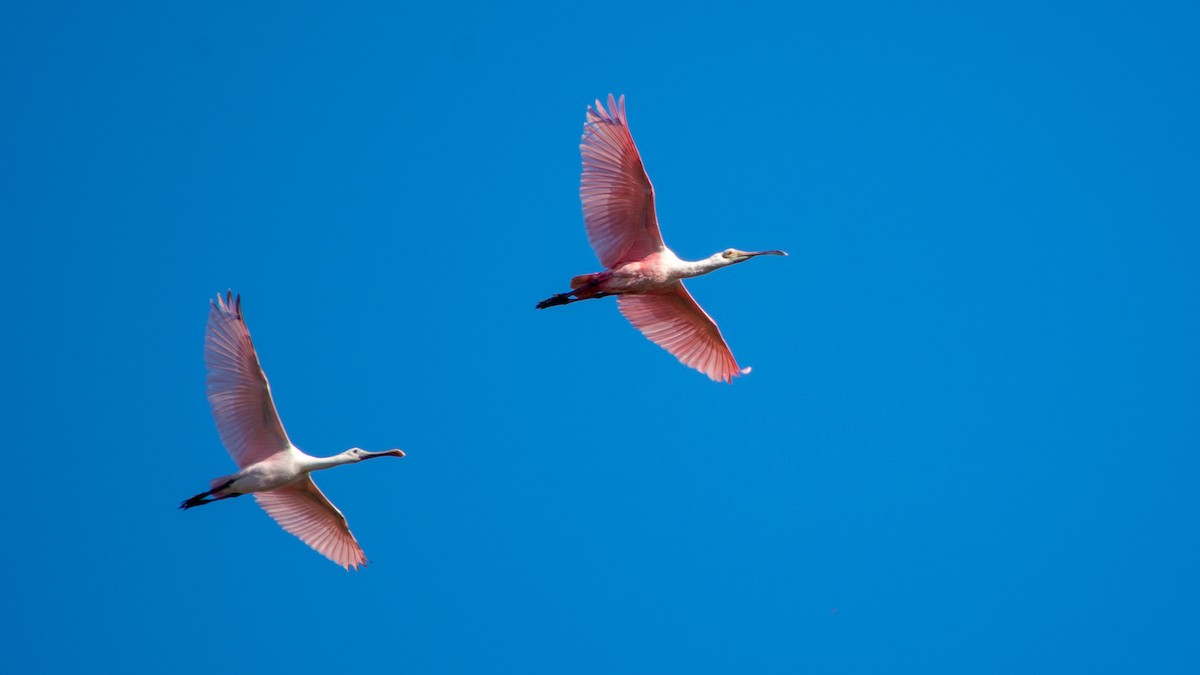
[[180, 292, 405, 570], [538, 94, 786, 382]]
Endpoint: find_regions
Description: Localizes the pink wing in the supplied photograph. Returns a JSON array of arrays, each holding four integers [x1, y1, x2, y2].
[[618, 283, 750, 383], [580, 94, 665, 268], [254, 478, 367, 570], [205, 292, 292, 468]]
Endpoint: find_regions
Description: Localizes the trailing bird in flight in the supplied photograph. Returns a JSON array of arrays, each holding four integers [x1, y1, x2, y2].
[[181, 292, 404, 570]]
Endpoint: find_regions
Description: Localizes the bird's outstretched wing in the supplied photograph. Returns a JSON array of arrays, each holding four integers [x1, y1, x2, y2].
[[618, 283, 749, 383], [255, 477, 367, 570], [580, 94, 665, 268], [205, 292, 292, 468]]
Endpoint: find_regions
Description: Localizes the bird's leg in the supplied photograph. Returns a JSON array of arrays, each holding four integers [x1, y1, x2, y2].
[[179, 479, 239, 510], [536, 292, 575, 309], [180, 495, 213, 509], [179, 492, 242, 510], [179, 493, 215, 509], [536, 276, 612, 309], [536, 291, 615, 309]]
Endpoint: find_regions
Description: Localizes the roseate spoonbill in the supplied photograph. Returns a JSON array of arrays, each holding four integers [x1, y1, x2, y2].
[[537, 94, 786, 382], [180, 292, 404, 570]]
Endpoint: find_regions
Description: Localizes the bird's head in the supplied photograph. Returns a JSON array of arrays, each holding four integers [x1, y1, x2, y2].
[[346, 447, 407, 462], [714, 248, 788, 266]]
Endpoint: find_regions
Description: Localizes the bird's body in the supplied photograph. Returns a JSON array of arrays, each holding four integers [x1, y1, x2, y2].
[[181, 292, 404, 570], [207, 450, 347, 495], [538, 94, 785, 383], [571, 248, 751, 294]]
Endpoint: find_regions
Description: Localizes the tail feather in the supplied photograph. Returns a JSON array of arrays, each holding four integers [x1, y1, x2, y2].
[[570, 273, 609, 299], [571, 273, 599, 289]]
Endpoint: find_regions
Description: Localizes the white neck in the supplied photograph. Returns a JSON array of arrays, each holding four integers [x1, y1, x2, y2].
[[298, 450, 358, 473], [675, 253, 729, 279]]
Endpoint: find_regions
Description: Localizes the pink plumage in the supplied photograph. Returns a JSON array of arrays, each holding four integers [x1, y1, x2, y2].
[[255, 479, 367, 570], [618, 288, 748, 384], [580, 94, 663, 268], [539, 95, 786, 382], [205, 293, 291, 468]]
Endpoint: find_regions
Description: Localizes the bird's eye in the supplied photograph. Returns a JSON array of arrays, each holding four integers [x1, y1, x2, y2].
[[723, 249, 736, 258]]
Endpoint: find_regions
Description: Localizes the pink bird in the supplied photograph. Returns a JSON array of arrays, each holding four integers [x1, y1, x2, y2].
[[180, 292, 405, 570], [537, 94, 786, 382]]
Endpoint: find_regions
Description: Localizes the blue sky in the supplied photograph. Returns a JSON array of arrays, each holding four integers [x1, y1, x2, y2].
[[2, 1, 1197, 673]]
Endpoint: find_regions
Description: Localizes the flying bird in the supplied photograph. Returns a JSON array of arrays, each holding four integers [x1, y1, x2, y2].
[[180, 292, 405, 570], [538, 94, 786, 382]]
